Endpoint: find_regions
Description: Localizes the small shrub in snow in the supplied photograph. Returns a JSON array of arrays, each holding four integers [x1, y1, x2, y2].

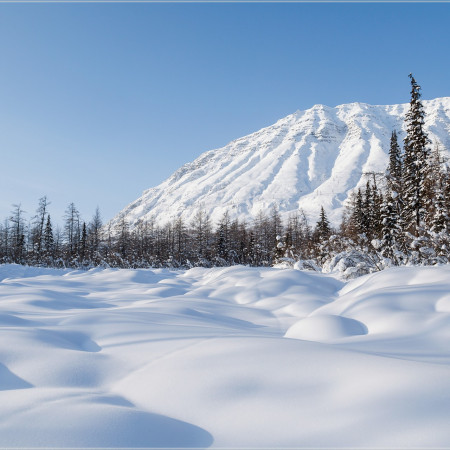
[[322, 250, 379, 279], [273, 259, 294, 269], [293, 259, 321, 272]]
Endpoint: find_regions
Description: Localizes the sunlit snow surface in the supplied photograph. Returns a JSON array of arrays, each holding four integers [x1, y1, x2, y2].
[[1, 264, 450, 448]]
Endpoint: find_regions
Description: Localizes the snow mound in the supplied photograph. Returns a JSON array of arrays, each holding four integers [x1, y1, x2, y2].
[[0, 397, 213, 448], [285, 314, 368, 342]]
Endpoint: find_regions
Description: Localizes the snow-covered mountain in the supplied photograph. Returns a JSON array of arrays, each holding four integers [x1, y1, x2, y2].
[[112, 97, 450, 228]]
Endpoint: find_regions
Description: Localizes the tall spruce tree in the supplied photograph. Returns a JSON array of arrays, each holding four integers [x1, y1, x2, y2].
[[402, 74, 431, 235], [387, 131, 402, 194], [384, 130, 404, 246]]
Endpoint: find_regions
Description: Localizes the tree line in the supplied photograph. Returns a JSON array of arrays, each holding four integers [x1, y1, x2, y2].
[[0, 197, 318, 269], [1, 74, 449, 273]]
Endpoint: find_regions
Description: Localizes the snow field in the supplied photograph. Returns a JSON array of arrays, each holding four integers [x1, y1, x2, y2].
[[1, 264, 450, 447]]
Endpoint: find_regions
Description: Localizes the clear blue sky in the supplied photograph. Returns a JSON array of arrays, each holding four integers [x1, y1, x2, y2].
[[1, 3, 449, 227]]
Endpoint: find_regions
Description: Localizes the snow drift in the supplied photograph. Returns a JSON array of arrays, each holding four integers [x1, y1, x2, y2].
[[1, 263, 450, 447]]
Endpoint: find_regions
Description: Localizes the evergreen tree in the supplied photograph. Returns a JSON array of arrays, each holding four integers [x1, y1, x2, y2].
[[402, 74, 431, 235], [363, 181, 374, 238], [350, 188, 365, 242], [216, 211, 231, 263], [380, 192, 403, 264], [216, 223, 227, 262], [424, 143, 446, 229], [431, 186, 447, 233], [383, 131, 405, 247], [80, 222, 87, 262], [313, 206, 331, 265], [0, 219, 10, 262], [429, 175, 449, 259], [43, 215, 54, 258], [387, 131, 402, 195], [315, 206, 331, 242], [371, 182, 384, 240]]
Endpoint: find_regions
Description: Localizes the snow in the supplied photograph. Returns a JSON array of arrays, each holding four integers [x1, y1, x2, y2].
[[111, 97, 450, 228], [1, 263, 450, 447], [285, 314, 368, 341]]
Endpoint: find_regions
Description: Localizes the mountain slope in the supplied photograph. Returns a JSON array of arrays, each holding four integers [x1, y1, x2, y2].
[[112, 97, 450, 228]]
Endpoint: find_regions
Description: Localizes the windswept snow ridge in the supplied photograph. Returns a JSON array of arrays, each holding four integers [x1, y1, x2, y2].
[[1, 264, 450, 447], [112, 97, 450, 227]]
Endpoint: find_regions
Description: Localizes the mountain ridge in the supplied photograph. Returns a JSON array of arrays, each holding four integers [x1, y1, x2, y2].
[[111, 97, 450, 228]]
